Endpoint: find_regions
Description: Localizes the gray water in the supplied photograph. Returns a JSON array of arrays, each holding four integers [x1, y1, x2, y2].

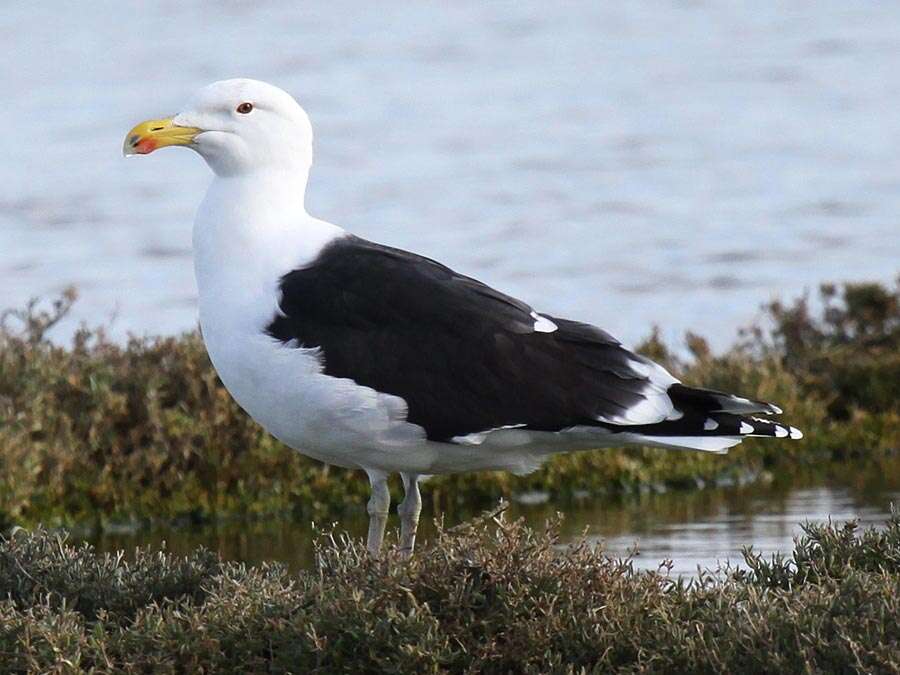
[[84, 475, 899, 577], [6, 3, 900, 572], [84, 475, 900, 576], [3, 2, 899, 350]]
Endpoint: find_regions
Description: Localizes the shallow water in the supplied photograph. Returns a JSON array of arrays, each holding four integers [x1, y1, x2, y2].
[[4, 3, 900, 350], [83, 474, 899, 577]]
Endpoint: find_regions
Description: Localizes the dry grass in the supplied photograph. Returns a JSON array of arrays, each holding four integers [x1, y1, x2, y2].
[[0, 509, 898, 673]]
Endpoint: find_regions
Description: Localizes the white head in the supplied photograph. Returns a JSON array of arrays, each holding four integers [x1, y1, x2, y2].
[[124, 79, 313, 177]]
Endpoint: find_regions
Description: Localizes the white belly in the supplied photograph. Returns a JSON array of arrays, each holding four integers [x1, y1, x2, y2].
[[197, 296, 434, 470]]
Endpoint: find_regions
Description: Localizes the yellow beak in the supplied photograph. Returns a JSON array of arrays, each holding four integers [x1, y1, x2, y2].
[[123, 117, 203, 156]]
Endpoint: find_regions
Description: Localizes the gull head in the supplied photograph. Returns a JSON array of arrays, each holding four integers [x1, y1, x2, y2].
[[123, 79, 313, 177]]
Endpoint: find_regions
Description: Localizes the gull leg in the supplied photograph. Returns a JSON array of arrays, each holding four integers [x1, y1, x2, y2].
[[366, 469, 390, 556], [398, 473, 422, 558]]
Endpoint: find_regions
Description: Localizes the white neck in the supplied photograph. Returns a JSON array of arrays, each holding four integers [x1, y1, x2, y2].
[[205, 166, 310, 221], [192, 168, 345, 334]]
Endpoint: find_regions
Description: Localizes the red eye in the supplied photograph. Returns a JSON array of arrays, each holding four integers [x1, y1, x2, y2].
[[236, 102, 253, 114]]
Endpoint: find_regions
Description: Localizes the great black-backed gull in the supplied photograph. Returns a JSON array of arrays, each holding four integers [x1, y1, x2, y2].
[[124, 79, 802, 556]]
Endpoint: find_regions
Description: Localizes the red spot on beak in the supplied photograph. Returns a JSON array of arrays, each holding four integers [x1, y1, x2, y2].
[[134, 138, 157, 154]]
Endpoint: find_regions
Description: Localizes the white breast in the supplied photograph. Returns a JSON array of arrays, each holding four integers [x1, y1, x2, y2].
[[191, 174, 433, 472]]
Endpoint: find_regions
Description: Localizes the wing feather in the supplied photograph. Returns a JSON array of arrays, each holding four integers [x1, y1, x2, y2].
[[267, 236, 674, 441]]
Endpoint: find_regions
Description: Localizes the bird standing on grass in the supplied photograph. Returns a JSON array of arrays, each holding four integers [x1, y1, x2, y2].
[[124, 79, 801, 557]]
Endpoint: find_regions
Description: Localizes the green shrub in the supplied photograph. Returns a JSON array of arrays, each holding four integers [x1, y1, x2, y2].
[[1, 280, 898, 529], [0, 510, 898, 673]]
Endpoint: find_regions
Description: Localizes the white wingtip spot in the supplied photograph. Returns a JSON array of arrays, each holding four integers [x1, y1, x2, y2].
[[789, 426, 804, 440], [770, 404, 783, 415], [774, 425, 788, 438], [703, 418, 719, 431], [530, 312, 558, 333], [739, 422, 754, 434]]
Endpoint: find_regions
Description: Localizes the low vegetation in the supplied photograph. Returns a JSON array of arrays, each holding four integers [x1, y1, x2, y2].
[[0, 279, 898, 530], [0, 510, 898, 673]]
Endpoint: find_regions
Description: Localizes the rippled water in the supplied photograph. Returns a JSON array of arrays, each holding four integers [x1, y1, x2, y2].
[[83, 473, 899, 577], [4, 2, 900, 349]]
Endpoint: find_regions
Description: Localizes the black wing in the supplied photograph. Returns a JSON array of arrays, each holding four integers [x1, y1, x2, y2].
[[266, 235, 662, 442]]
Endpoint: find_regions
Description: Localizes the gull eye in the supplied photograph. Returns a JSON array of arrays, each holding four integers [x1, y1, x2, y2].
[[236, 102, 254, 114]]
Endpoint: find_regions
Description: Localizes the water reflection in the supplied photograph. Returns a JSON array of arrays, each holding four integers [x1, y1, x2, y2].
[[586, 484, 898, 576], [83, 473, 899, 578]]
